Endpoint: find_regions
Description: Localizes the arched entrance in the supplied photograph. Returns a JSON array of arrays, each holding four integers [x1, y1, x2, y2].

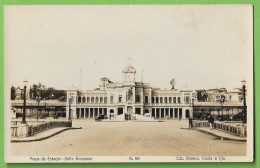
[[145, 109, 149, 113], [185, 109, 190, 118], [110, 109, 114, 113]]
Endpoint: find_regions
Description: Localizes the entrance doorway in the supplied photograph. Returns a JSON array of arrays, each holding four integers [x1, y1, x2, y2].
[[118, 108, 123, 115], [185, 109, 190, 118], [135, 108, 141, 115]]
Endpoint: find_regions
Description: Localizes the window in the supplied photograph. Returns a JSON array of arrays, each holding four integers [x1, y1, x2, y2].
[[169, 97, 172, 103], [100, 97, 103, 103], [160, 97, 163, 103], [156, 97, 159, 103], [95, 97, 99, 104], [136, 95, 140, 102], [178, 97, 181, 103], [173, 97, 176, 103], [119, 95, 122, 102], [145, 96, 149, 103], [185, 96, 190, 104], [164, 97, 168, 103], [110, 96, 114, 104], [104, 97, 107, 103], [91, 97, 94, 103], [152, 97, 155, 103], [78, 97, 81, 103], [83, 97, 86, 103], [87, 97, 90, 103]]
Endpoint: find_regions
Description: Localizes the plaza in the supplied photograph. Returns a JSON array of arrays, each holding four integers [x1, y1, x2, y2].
[[11, 119, 246, 156]]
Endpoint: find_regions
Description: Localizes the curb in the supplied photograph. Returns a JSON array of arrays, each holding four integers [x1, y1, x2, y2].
[[11, 127, 82, 143], [195, 128, 247, 142]]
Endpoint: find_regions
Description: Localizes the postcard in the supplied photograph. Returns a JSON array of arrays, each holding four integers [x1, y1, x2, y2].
[[4, 5, 253, 162]]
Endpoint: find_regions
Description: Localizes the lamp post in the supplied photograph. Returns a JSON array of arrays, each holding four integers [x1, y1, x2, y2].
[[241, 80, 247, 123], [220, 96, 225, 121], [44, 98, 46, 116], [36, 94, 41, 123], [21, 79, 28, 124], [68, 96, 72, 120]]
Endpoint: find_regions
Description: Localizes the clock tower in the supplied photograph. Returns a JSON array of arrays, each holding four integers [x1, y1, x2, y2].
[[123, 65, 136, 83]]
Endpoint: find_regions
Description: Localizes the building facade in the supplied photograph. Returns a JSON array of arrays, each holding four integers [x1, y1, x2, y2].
[[66, 65, 196, 119]]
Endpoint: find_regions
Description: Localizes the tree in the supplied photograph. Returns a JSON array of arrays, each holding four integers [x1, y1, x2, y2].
[[11, 86, 16, 100], [196, 90, 208, 102]]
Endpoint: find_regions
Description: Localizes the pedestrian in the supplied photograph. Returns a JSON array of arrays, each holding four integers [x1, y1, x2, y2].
[[189, 116, 193, 128], [208, 115, 214, 130]]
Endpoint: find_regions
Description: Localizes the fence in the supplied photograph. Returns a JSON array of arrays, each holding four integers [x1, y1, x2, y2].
[[192, 120, 246, 137], [11, 120, 72, 137]]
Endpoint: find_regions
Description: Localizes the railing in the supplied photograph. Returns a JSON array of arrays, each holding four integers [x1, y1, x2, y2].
[[28, 121, 72, 136], [192, 120, 246, 137], [11, 121, 72, 137], [11, 120, 45, 126]]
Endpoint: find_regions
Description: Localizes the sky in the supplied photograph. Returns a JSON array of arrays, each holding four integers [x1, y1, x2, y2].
[[4, 5, 253, 91]]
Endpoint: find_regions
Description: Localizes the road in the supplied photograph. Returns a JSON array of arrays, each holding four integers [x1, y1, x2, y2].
[[11, 119, 246, 156]]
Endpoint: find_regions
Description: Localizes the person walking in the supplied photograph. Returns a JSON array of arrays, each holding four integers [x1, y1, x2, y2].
[[208, 115, 214, 130], [189, 116, 193, 128]]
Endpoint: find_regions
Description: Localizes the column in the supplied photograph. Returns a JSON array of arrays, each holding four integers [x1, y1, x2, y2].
[[177, 108, 179, 119], [164, 108, 166, 118], [159, 108, 161, 118]]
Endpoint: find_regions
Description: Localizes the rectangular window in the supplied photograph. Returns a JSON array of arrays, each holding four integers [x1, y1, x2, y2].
[[95, 97, 99, 104], [169, 97, 172, 103], [164, 97, 168, 103], [156, 97, 159, 103], [136, 95, 140, 102], [160, 97, 163, 103], [91, 97, 94, 103], [178, 97, 181, 103], [104, 97, 107, 103], [185, 96, 190, 104], [145, 96, 149, 103], [119, 95, 122, 102], [110, 96, 114, 104], [152, 97, 155, 103], [173, 97, 176, 103]]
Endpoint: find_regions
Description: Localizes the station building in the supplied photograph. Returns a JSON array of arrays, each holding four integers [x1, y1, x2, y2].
[[66, 65, 196, 119]]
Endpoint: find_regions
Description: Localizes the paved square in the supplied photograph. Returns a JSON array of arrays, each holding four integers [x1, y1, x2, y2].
[[11, 119, 246, 156]]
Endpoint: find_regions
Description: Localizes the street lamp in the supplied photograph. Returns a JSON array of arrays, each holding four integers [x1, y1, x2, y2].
[[241, 80, 247, 123], [68, 95, 72, 120], [36, 95, 41, 123], [220, 95, 225, 121], [21, 79, 28, 124]]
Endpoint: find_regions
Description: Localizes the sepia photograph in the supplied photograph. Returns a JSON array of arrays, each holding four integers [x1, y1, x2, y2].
[[4, 5, 253, 162]]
